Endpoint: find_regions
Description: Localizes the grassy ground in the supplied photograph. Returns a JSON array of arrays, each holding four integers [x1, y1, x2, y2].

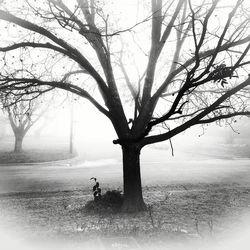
[[0, 150, 75, 164], [0, 136, 75, 164], [0, 183, 250, 250]]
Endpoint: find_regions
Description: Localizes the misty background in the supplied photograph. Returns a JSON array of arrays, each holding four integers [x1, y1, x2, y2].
[[1, 97, 249, 162]]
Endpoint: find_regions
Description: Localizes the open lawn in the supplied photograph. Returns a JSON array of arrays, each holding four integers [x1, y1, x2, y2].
[[0, 153, 250, 250], [0, 183, 250, 250], [0, 136, 75, 164], [0, 150, 75, 164]]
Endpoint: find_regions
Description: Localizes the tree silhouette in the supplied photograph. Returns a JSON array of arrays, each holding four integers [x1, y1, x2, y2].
[[0, 111, 8, 138], [0, 0, 250, 211], [1, 97, 46, 152]]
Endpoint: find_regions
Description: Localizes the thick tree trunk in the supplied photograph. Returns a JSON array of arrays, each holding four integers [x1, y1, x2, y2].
[[14, 132, 24, 153], [121, 145, 147, 212]]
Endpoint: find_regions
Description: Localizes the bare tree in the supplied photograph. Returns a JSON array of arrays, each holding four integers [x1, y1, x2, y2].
[[0, 0, 250, 212], [1, 97, 47, 152], [0, 111, 8, 138]]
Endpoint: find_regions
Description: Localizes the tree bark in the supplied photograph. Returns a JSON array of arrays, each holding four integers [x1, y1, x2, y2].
[[121, 145, 147, 212], [14, 132, 24, 153]]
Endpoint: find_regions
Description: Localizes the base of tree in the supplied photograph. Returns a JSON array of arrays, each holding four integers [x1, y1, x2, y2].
[[84, 190, 124, 214], [13, 149, 23, 153], [121, 200, 147, 213], [84, 190, 148, 214]]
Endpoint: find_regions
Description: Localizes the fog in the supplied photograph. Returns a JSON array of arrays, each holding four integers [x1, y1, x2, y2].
[[1, 105, 250, 250], [1, 91, 250, 250], [0, 0, 250, 249], [25, 99, 250, 161]]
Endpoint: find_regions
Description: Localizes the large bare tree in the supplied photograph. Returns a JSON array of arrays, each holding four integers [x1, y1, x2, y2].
[[0, 0, 250, 211]]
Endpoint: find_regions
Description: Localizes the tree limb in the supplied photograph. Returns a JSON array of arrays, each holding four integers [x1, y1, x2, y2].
[[141, 77, 250, 146]]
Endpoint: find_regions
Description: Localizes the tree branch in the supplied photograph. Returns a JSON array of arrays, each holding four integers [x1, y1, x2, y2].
[[197, 111, 250, 124], [152, 34, 250, 104], [0, 76, 110, 118], [0, 41, 69, 55], [141, 0, 185, 106], [0, 10, 110, 102], [141, 77, 250, 146]]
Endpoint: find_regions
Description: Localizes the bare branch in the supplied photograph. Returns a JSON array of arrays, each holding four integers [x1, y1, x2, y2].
[[141, 0, 185, 106], [0, 9, 110, 99], [142, 77, 250, 146], [197, 111, 250, 124], [0, 76, 110, 118]]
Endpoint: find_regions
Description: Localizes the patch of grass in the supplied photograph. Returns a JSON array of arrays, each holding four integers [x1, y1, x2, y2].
[[0, 136, 76, 164], [1, 183, 250, 246], [0, 150, 75, 164]]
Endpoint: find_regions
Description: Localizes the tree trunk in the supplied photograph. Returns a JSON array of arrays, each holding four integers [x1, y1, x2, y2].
[[121, 145, 147, 212], [14, 132, 24, 153]]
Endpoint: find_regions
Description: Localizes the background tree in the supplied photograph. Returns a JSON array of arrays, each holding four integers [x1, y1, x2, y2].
[[0, 96, 47, 152], [0, 111, 8, 138], [0, 0, 250, 211]]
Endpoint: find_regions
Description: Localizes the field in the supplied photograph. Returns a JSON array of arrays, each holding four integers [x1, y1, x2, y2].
[[0, 135, 250, 250], [0, 136, 75, 164], [0, 183, 250, 250]]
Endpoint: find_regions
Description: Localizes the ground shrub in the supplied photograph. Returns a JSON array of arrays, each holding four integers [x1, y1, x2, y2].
[[84, 190, 124, 214]]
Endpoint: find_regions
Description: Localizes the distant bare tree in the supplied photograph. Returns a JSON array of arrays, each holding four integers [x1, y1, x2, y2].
[[0, 0, 250, 211], [1, 98, 46, 152], [0, 112, 8, 138]]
